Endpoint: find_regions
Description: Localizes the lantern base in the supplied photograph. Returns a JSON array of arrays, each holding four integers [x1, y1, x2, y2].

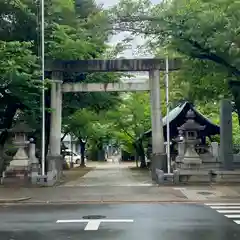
[[2, 146, 31, 186], [182, 144, 202, 167], [2, 167, 30, 186]]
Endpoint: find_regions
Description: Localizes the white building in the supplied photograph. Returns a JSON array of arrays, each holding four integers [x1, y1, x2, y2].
[[61, 133, 80, 153]]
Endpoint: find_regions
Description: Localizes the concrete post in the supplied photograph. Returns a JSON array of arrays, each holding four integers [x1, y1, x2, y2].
[[47, 71, 63, 182], [210, 142, 219, 160], [149, 69, 167, 180], [220, 99, 233, 170], [49, 80, 57, 157], [29, 138, 40, 184]]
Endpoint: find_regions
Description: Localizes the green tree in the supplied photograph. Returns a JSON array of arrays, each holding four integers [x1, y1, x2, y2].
[[108, 0, 240, 119], [66, 108, 112, 165], [0, 0, 121, 174], [0, 40, 40, 174], [197, 101, 240, 144], [106, 92, 152, 167]]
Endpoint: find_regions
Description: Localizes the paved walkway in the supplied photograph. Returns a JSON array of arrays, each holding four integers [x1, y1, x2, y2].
[[62, 161, 153, 187]]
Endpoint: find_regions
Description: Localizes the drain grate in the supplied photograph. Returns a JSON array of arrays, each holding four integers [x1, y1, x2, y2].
[[221, 196, 240, 199], [82, 215, 106, 220]]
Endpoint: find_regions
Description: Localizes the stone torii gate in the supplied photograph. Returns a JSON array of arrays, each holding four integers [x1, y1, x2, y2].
[[45, 58, 180, 182]]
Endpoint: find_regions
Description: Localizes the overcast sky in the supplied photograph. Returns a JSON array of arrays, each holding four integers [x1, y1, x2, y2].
[[95, 0, 158, 59]]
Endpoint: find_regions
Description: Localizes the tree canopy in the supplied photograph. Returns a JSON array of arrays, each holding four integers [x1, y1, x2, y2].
[[0, 0, 120, 131], [0, 0, 122, 172], [108, 0, 239, 104], [106, 92, 151, 152]]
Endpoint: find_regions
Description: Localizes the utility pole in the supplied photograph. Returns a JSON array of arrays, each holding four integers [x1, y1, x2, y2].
[[165, 56, 171, 173], [41, 0, 45, 175]]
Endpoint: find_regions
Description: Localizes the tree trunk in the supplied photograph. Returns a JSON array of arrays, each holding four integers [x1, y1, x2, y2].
[[134, 140, 147, 168], [79, 139, 86, 167], [138, 142, 147, 168], [96, 139, 105, 161], [135, 152, 139, 167], [133, 142, 138, 167], [0, 145, 5, 178], [229, 80, 240, 123]]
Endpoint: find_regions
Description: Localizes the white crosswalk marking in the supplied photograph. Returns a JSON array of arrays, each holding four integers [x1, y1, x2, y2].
[[217, 210, 240, 213], [205, 203, 240, 225], [225, 215, 240, 218], [210, 206, 240, 209], [205, 203, 240, 206]]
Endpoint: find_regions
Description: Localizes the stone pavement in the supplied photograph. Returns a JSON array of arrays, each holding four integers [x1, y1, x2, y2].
[[62, 161, 152, 187], [0, 161, 240, 203]]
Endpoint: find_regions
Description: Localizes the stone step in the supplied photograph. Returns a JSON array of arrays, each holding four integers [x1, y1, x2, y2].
[[4, 170, 29, 177], [1, 176, 31, 186]]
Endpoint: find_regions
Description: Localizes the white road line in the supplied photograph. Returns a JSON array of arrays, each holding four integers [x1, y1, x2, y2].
[[225, 215, 240, 218], [56, 219, 134, 231], [57, 220, 87, 223], [101, 220, 134, 223], [205, 203, 240, 206], [62, 184, 153, 187], [233, 220, 240, 224], [217, 210, 240, 213], [84, 220, 101, 231], [210, 206, 240, 209]]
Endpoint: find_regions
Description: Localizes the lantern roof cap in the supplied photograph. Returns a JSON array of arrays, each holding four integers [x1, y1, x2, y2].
[[177, 110, 206, 131], [9, 122, 33, 133]]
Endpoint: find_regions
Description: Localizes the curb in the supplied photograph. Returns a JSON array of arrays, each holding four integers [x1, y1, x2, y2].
[[1, 199, 240, 205], [0, 197, 31, 203]]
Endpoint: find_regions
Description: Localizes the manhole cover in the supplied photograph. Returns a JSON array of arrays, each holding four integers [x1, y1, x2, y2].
[[197, 191, 214, 196], [82, 215, 106, 220]]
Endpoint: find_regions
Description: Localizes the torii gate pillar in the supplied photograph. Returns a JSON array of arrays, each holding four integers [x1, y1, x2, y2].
[[47, 71, 63, 182], [149, 69, 167, 179]]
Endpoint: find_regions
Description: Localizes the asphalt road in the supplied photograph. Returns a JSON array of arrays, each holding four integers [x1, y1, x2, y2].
[[0, 203, 240, 240]]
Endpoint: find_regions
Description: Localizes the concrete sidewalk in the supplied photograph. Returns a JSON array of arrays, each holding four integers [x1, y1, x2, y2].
[[0, 186, 186, 203], [0, 185, 240, 204], [1, 162, 240, 204]]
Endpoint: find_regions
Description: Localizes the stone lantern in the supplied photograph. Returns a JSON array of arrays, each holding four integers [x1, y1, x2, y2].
[[5, 122, 33, 181], [177, 110, 205, 167]]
